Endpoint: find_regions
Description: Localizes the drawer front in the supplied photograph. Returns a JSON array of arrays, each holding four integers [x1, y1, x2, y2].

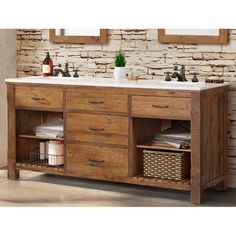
[[15, 88, 63, 110], [66, 144, 128, 178], [66, 92, 128, 113], [66, 113, 128, 146], [132, 96, 190, 119]]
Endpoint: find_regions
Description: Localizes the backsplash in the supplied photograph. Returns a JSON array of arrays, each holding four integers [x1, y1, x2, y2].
[[16, 29, 236, 187]]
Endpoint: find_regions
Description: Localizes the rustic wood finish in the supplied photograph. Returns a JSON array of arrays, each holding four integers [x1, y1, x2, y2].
[[15, 87, 63, 111], [66, 92, 128, 113], [49, 29, 108, 44], [66, 113, 128, 146], [158, 29, 228, 44], [7, 85, 19, 180], [6, 82, 228, 204], [132, 96, 191, 119], [66, 144, 128, 178]]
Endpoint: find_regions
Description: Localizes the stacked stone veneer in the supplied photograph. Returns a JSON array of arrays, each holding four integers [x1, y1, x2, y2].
[[16, 29, 236, 187]]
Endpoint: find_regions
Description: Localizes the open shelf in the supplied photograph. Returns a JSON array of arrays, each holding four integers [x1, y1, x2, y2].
[[136, 142, 191, 153], [18, 133, 64, 141], [132, 175, 191, 191]]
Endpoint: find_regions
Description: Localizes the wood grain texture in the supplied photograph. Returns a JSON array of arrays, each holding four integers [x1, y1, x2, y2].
[[130, 118, 162, 177], [158, 29, 228, 44], [66, 144, 128, 178], [49, 29, 108, 44], [66, 113, 128, 146], [66, 92, 128, 113], [202, 88, 228, 191], [15, 87, 63, 111], [7, 85, 19, 180], [190, 92, 204, 204], [6, 83, 229, 205], [132, 96, 191, 119]]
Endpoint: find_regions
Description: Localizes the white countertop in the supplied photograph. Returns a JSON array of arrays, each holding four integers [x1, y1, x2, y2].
[[5, 76, 229, 91]]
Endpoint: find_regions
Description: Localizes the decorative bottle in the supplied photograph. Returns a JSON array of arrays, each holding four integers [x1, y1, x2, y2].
[[42, 52, 53, 76]]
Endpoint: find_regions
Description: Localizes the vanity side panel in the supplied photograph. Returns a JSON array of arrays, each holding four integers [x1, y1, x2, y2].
[[191, 92, 204, 204], [202, 87, 228, 189]]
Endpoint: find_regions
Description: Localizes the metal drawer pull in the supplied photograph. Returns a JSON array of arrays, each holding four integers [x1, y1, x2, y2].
[[89, 127, 105, 132], [152, 104, 169, 109], [89, 159, 104, 163], [31, 96, 46, 101], [88, 100, 104, 104]]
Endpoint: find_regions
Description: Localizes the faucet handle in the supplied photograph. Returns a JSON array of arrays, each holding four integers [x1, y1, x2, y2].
[[73, 68, 79, 78], [192, 72, 199, 82], [165, 72, 171, 81]]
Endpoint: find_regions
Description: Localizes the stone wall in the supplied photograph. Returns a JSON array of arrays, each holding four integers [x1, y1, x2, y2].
[[16, 29, 236, 187]]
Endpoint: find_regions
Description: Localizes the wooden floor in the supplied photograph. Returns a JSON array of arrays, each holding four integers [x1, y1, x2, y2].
[[0, 170, 235, 206]]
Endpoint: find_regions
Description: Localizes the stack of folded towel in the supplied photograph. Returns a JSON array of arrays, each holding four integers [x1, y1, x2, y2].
[[33, 118, 63, 138], [152, 121, 191, 149]]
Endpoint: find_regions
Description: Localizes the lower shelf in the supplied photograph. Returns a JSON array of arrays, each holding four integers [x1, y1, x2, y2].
[[131, 176, 191, 191], [16, 162, 64, 174]]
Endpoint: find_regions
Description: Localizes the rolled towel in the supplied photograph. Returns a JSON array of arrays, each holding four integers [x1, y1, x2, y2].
[[48, 140, 64, 166], [39, 141, 46, 160]]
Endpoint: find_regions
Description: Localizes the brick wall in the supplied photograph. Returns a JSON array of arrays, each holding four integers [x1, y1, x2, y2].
[[16, 29, 236, 187]]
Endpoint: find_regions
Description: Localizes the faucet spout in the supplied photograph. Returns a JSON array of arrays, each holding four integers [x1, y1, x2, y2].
[[171, 65, 187, 82]]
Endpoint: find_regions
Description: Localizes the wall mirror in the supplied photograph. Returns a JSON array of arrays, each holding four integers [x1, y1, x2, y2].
[[49, 29, 108, 44], [158, 29, 228, 44]]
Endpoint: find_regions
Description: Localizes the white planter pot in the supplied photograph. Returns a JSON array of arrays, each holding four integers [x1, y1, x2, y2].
[[114, 67, 126, 80]]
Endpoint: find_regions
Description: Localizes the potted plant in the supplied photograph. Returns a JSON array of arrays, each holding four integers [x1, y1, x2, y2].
[[114, 50, 126, 80]]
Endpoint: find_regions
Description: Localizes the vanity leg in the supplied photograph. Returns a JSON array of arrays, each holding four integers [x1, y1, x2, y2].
[[191, 92, 204, 205], [191, 178, 204, 204], [215, 179, 228, 191], [7, 84, 19, 180], [8, 166, 19, 180]]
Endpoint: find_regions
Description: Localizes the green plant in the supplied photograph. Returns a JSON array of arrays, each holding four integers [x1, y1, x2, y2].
[[114, 50, 126, 67]]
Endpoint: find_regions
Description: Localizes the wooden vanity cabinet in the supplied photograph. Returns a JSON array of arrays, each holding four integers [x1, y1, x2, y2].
[[7, 83, 228, 204]]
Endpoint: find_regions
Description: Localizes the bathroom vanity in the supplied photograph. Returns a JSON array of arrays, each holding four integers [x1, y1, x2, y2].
[[5, 77, 228, 204]]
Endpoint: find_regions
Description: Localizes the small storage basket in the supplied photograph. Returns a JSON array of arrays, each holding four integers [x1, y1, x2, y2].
[[143, 150, 190, 181]]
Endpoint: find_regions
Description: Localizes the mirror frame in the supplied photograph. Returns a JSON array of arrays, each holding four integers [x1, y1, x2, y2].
[[49, 29, 108, 44], [158, 29, 228, 44]]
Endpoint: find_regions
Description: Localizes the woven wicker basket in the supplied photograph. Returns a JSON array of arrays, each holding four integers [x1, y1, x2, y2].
[[143, 150, 190, 181]]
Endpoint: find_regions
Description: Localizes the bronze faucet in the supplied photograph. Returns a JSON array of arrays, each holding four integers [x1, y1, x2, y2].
[[53, 63, 71, 77], [171, 65, 188, 82]]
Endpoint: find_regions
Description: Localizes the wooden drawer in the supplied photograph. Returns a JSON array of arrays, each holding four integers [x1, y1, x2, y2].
[[66, 92, 128, 113], [66, 144, 128, 178], [66, 113, 128, 146], [132, 96, 190, 119], [15, 87, 63, 110]]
